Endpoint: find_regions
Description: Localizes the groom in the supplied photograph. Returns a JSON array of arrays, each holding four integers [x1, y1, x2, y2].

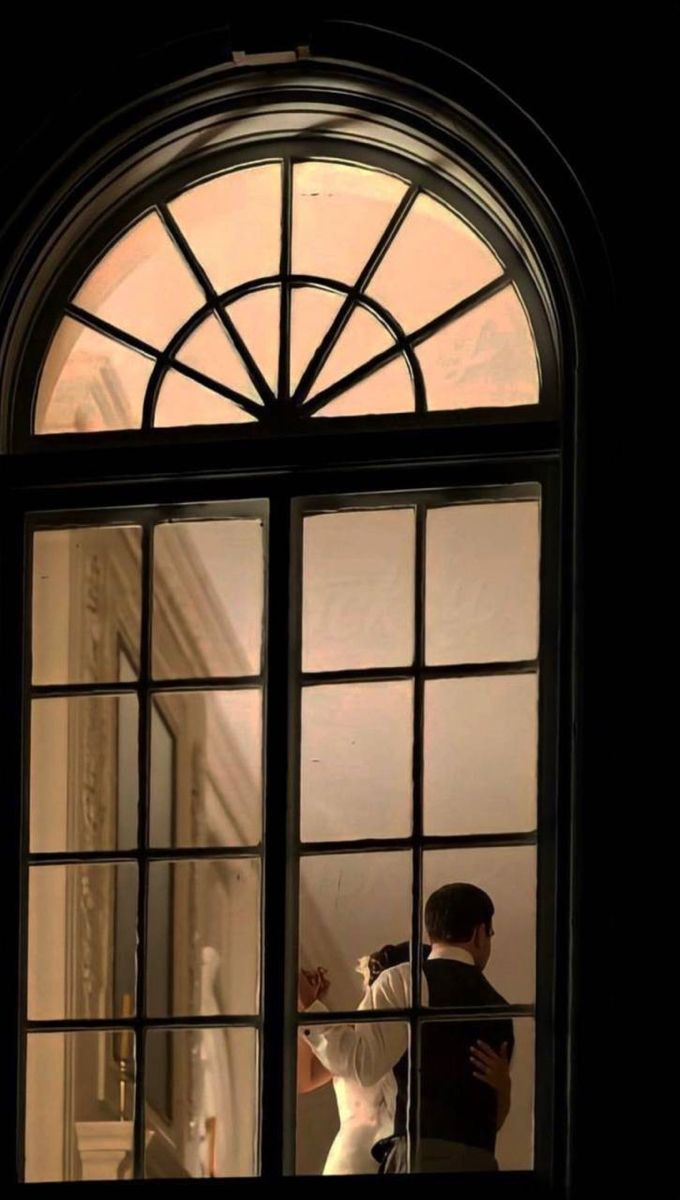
[[301, 883, 514, 1173]]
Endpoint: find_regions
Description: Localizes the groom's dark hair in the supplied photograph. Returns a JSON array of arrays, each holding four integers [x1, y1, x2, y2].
[[424, 883, 494, 943]]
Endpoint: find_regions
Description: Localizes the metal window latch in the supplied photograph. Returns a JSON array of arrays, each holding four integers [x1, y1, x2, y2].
[[232, 47, 310, 66]]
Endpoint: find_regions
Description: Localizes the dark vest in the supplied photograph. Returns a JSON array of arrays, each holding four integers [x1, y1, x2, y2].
[[392, 959, 515, 1152]]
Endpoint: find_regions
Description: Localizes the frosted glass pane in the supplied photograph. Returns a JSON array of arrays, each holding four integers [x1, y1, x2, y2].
[[290, 287, 343, 394], [74, 212, 204, 349], [424, 674, 538, 835], [292, 161, 407, 286], [226, 288, 280, 393], [426, 501, 540, 665], [150, 689, 262, 847], [26, 1031, 137, 1181], [423, 846, 536, 1004], [32, 526, 142, 685], [153, 518, 264, 678], [30, 693, 138, 852], [301, 681, 413, 842], [144, 1027, 258, 1177], [494, 1018, 534, 1171], [154, 370, 256, 427], [302, 508, 415, 671], [299, 852, 411, 1011], [313, 356, 414, 417], [146, 858, 260, 1016], [28, 862, 138, 1020], [175, 314, 260, 401], [35, 317, 153, 433], [368, 194, 502, 333], [310, 306, 395, 398], [419, 287, 539, 410], [169, 163, 281, 295]]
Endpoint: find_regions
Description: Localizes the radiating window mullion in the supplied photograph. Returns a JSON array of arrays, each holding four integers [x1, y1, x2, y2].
[[302, 271, 512, 418], [301, 340, 406, 416], [293, 184, 419, 407], [157, 203, 275, 407], [161, 358, 264, 418], [276, 159, 293, 405], [65, 303, 160, 360], [407, 271, 511, 350]]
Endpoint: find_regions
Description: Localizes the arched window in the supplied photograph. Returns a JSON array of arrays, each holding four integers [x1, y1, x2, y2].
[[0, 33, 587, 1190], [33, 152, 547, 436]]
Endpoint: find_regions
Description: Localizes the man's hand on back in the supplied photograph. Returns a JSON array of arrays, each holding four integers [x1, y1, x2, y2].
[[469, 1040, 511, 1129]]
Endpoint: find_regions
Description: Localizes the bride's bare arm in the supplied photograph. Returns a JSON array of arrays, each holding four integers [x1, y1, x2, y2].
[[297, 1034, 333, 1093], [297, 967, 333, 1093]]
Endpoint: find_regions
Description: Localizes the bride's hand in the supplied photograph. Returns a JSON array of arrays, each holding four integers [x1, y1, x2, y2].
[[298, 969, 321, 1010], [298, 967, 331, 1009]]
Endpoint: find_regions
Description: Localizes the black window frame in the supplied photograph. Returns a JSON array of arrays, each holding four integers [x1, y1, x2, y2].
[[0, 46, 588, 1195], [7, 453, 565, 1189]]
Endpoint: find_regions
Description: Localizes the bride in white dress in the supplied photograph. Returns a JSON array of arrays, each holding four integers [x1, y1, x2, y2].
[[298, 944, 417, 1176]]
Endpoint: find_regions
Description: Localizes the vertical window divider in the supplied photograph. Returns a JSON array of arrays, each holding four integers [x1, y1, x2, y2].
[[132, 518, 153, 1179], [16, 513, 33, 1182], [408, 501, 427, 1169], [261, 489, 297, 1175]]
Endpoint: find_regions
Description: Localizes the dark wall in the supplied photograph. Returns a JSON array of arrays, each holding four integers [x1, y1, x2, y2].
[[0, 14, 622, 262], [0, 12, 632, 1192]]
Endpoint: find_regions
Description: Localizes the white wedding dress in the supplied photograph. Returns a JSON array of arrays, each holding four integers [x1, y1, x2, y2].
[[322, 1071, 397, 1175]]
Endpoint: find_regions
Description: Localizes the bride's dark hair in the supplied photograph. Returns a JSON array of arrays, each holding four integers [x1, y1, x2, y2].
[[366, 941, 430, 986]]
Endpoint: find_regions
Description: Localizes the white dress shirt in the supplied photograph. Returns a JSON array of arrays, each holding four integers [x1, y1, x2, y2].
[[302, 946, 475, 1089]]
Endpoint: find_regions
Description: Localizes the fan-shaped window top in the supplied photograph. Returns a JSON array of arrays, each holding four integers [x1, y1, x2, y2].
[[35, 160, 541, 435]]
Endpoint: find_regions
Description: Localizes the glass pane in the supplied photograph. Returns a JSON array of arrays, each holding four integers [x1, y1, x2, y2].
[[27, 862, 138, 1020], [150, 689, 262, 847], [226, 288, 280, 393], [146, 858, 260, 1016], [418, 287, 539, 410], [424, 674, 538, 835], [30, 693, 139, 853], [144, 1027, 258, 1177], [26, 1031, 136, 1182], [312, 356, 414, 417], [301, 681, 413, 842], [35, 317, 153, 434], [169, 163, 281, 296], [292, 161, 407, 287], [309, 306, 395, 398], [426, 500, 540, 665], [74, 213, 204, 350], [174, 313, 261, 401], [296, 1020, 408, 1176], [302, 508, 415, 671], [299, 852, 411, 1011], [494, 1018, 534, 1171], [423, 847, 536, 1004], [368, 194, 502, 333], [153, 517, 264, 678], [417, 1017, 534, 1172], [32, 526, 142, 685], [154, 370, 256, 427], [290, 287, 343, 394]]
